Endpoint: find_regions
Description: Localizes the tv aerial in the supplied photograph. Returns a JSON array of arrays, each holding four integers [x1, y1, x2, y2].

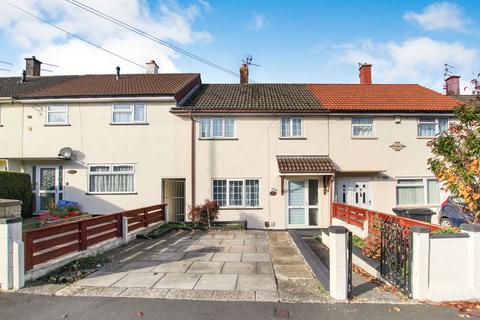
[[242, 55, 260, 68], [444, 63, 455, 79]]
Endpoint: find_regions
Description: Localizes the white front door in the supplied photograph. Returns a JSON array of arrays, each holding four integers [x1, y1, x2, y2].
[[36, 166, 62, 212], [335, 178, 371, 208], [287, 179, 320, 228]]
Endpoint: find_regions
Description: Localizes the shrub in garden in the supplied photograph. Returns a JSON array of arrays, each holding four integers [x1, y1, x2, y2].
[[0, 171, 33, 218], [362, 215, 382, 260], [187, 199, 219, 226]]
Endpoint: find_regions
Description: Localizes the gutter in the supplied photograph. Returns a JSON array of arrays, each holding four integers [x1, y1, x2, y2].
[[171, 110, 455, 116], [15, 96, 176, 104]]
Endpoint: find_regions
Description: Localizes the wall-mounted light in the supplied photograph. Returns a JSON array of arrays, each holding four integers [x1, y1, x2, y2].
[[269, 188, 277, 196]]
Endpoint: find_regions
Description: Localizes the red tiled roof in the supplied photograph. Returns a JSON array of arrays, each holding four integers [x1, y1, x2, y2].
[[17, 73, 201, 101], [307, 84, 461, 112], [277, 155, 336, 174]]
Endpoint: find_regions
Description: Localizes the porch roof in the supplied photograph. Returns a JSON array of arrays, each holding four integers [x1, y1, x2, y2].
[[277, 155, 336, 174]]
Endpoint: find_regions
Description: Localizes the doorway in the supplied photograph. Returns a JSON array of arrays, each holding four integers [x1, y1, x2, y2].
[[286, 179, 320, 228], [35, 166, 63, 212], [162, 179, 186, 222]]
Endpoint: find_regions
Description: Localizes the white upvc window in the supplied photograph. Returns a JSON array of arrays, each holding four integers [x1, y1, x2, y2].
[[112, 103, 146, 123], [417, 117, 449, 137], [280, 117, 303, 138], [88, 164, 135, 194], [47, 105, 68, 124], [199, 118, 235, 139], [352, 117, 374, 137], [212, 179, 259, 208], [396, 177, 439, 206]]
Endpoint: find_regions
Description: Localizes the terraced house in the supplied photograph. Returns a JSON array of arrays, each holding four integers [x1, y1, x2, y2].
[[0, 57, 462, 229]]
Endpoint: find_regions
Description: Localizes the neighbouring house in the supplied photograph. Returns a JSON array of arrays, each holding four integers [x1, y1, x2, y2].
[[0, 57, 463, 229]]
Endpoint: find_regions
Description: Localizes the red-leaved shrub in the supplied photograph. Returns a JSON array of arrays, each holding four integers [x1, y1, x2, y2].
[[187, 199, 219, 226]]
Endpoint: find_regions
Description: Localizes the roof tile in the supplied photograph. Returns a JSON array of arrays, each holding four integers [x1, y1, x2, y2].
[[277, 155, 336, 174]]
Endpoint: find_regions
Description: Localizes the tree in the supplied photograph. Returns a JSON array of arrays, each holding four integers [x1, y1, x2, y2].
[[428, 75, 480, 224]]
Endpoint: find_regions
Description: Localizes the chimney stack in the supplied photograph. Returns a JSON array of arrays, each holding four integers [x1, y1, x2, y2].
[[146, 60, 159, 74], [359, 63, 372, 84], [445, 75, 460, 95], [115, 66, 120, 80], [25, 56, 42, 77], [240, 63, 249, 84]]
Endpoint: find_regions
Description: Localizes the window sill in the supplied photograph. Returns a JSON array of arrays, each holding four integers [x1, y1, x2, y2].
[[279, 137, 307, 140], [394, 204, 439, 209], [85, 192, 138, 195], [110, 122, 149, 126], [44, 123, 71, 127], [351, 137, 378, 140], [218, 207, 263, 210], [199, 138, 239, 141], [416, 136, 435, 140]]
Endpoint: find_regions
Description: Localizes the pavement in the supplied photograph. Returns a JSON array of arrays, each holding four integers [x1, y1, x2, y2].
[[20, 229, 328, 303], [0, 292, 463, 320]]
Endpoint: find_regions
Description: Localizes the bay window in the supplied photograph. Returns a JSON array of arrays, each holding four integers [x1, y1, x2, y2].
[[88, 164, 135, 193], [212, 179, 260, 208]]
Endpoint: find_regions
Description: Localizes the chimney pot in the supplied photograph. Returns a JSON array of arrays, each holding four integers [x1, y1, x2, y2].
[[240, 63, 249, 84], [359, 63, 372, 84], [146, 60, 159, 74], [116, 66, 120, 80], [25, 56, 42, 77], [445, 75, 460, 95]]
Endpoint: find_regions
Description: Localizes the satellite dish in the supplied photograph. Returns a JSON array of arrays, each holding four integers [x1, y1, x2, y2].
[[58, 147, 73, 160]]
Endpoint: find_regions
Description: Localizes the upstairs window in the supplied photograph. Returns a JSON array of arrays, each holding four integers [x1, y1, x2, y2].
[[47, 105, 68, 125], [200, 118, 235, 139], [280, 117, 303, 138], [417, 117, 449, 137], [352, 117, 373, 137], [112, 104, 146, 123]]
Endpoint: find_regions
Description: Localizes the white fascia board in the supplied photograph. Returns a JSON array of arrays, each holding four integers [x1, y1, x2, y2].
[[16, 96, 176, 104], [175, 111, 455, 117]]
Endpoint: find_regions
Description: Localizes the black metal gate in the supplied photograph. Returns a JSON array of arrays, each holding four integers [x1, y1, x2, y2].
[[380, 220, 412, 297], [347, 231, 353, 299]]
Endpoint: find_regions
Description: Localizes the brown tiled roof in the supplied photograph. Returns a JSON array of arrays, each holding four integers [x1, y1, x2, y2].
[[453, 95, 480, 106], [16, 73, 201, 100], [173, 84, 326, 113], [0, 76, 79, 98], [277, 155, 336, 174], [308, 84, 461, 112]]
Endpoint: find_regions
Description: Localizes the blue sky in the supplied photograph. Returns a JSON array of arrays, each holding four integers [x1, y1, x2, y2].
[[0, 0, 479, 92]]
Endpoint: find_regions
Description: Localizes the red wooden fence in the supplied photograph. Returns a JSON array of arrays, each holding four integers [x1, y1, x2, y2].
[[23, 204, 166, 270], [332, 202, 441, 232]]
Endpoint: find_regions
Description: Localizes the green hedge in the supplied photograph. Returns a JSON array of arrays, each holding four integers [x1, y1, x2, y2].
[[0, 172, 33, 218]]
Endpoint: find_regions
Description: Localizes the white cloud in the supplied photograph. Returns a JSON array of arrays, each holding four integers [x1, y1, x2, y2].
[[246, 12, 268, 31], [403, 2, 471, 32], [331, 37, 479, 92], [0, 0, 213, 75]]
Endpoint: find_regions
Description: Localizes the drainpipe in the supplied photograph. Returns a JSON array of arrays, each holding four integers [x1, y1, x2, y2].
[[190, 111, 196, 207]]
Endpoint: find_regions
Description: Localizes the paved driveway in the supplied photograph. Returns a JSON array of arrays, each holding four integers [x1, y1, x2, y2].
[[53, 229, 327, 302]]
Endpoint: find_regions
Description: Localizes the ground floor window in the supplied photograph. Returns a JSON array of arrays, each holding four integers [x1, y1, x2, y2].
[[396, 177, 439, 206], [212, 179, 259, 208], [88, 164, 135, 193]]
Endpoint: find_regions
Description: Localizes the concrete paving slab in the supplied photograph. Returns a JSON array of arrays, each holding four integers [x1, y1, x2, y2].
[[194, 274, 238, 291], [229, 245, 256, 253], [75, 272, 128, 287], [118, 288, 169, 298], [236, 274, 276, 291], [256, 262, 274, 274], [270, 246, 298, 256], [150, 252, 185, 261], [19, 284, 66, 296], [186, 261, 224, 274], [242, 253, 271, 262], [274, 265, 314, 280], [111, 272, 165, 288], [57, 285, 125, 297], [256, 245, 269, 253], [196, 240, 223, 246], [221, 262, 256, 274], [212, 290, 255, 301], [220, 239, 245, 246], [153, 273, 201, 290], [152, 261, 192, 273], [255, 290, 280, 302], [212, 252, 242, 262], [117, 261, 158, 273], [164, 289, 214, 300], [271, 255, 304, 265], [182, 252, 214, 262]]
